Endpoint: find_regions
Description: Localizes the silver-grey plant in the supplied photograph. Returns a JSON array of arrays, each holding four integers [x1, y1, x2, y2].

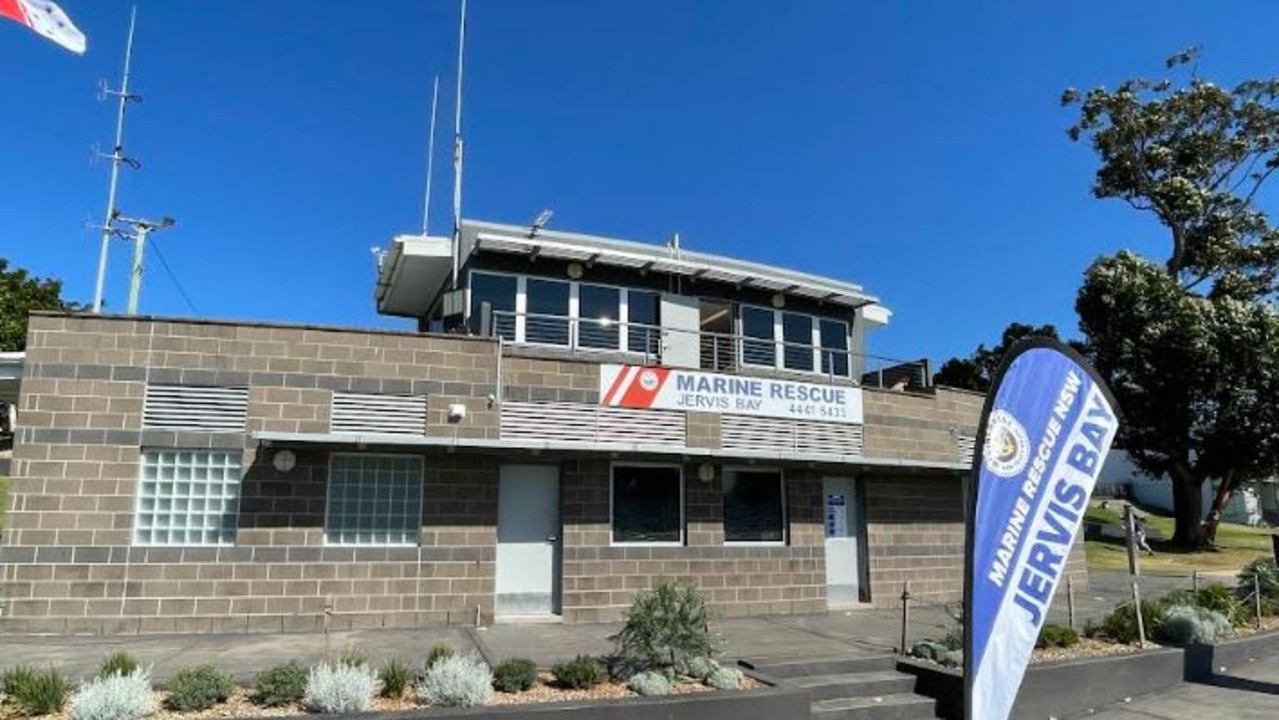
[[70, 669, 154, 720], [627, 670, 672, 696], [416, 654, 492, 708], [303, 662, 377, 714]]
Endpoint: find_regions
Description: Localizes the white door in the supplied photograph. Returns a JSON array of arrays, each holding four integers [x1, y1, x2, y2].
[[824, 477, 864, 607], [496, 465, 560, 616], [660, 293, 700, 368]]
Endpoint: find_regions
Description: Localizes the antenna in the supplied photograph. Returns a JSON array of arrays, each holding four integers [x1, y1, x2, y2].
[[91, 6, 142, 314], [111, 212, 176, 315], [423, 75, 440, 235], [451, 0, 468, 290]]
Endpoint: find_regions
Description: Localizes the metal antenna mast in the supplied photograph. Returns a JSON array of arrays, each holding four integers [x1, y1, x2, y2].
[[423, 75, 440, 235], [91, 6, 142, 313], [450, 0, 467, 288]]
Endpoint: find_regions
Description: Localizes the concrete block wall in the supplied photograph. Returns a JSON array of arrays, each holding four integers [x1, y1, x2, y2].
[[2, 313, 502, 633], [864, 475, 1088, 610], [861, 387, 984, 465], [559, 459, 826, 623]]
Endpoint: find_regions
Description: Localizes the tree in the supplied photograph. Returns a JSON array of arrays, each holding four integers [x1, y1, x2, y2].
[[0, 258, 79, 352], [934, 323, 1062, 392], [1065, 49, 1279, 548]]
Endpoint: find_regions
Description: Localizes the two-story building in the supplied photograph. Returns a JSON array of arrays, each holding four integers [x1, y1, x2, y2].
[[0, 220, 1085, 634]]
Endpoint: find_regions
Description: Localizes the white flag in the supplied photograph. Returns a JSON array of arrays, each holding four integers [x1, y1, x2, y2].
[[0, 0, 86, 55]]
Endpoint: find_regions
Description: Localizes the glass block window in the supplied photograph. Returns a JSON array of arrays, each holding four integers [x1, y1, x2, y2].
[[325, 454, 423, 546], [135, 449, 242, 546]]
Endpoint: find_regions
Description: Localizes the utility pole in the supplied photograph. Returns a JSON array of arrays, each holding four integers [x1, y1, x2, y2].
[[112, 213, 176, 315], [451, 0, 467, 289], [92, 7, 142, 313]]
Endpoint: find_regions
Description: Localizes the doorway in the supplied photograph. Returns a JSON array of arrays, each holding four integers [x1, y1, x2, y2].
[[496, 464, 561, 617], [823, 477, 868, 606], [699, 299, 735, 372]]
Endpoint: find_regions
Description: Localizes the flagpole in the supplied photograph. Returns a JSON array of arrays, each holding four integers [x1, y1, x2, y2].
[[423, 75, 440, 235], [91, 6, 139, 314], [450, 0, 467, 291]]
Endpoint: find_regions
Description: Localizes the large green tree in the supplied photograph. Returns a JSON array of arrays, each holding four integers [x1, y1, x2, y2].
[[0, 258, 79, 351], [934, 322, 1063, 392], [1065, 49, 1279, 548]]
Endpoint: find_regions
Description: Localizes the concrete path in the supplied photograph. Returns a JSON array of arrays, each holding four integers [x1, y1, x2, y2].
[[1089, 654, 1279, 718], [0, 571, 1234, 683]]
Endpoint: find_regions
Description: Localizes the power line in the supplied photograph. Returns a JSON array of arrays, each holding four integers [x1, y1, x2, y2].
[[147, 237, 199, 316]]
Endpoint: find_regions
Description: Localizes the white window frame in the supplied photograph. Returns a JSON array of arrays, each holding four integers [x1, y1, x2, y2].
[[609, 461, 685, 547], [468, 269, 656, 356], [324, 452, 424, 547], [133, 448, 243, 547], [738, 304, 853, 378], [721, 466, 788, 546]]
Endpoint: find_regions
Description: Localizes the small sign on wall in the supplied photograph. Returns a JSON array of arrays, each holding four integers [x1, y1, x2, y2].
[[826, 493, 848, 538]]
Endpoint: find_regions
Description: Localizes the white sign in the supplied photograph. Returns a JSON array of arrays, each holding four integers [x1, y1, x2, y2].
[[599, 364, 863, 425], [826, 494, 848, 537]]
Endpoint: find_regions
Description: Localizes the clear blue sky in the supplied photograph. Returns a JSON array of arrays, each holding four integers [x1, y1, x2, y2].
[[3, 1, 1275, 366]]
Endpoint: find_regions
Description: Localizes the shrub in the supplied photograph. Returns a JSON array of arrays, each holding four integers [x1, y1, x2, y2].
[[1097, 599, 1166, 644], [610, 581, 720, 677], [551, 655, 605, 690], [1035, 623, 1080, 649], [1156, 605, 1233, 647], [492, 659, 537, 693], [425, 643, 454, 671], [941, 625, 964, 651], [686, 656, 718, 681], [4, 666, 69, 716], [338, 648, 368, 668], [1239, 558, 1279, 601], [1163, 583, 1247, 626], [70, 669, 154, 720], [97, 652, 140, 680], [303, 662, 377, 714], [165, 665, 235, 712], [627, 670, 671, 696], [706, 665, 744, 690], [252, 662, 308, 707], [378, 659, 410, 699], [417, 654, 492, 708]]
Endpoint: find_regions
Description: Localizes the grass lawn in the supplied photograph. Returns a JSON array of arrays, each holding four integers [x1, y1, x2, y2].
[[1084, 503, 1274, 575]]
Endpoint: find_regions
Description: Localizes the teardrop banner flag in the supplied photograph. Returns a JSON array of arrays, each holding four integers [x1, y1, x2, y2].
[[963, 339, 1119, 720]]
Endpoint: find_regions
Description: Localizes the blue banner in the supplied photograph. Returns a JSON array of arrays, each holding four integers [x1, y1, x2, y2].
[[963, 341, 1118, 720]]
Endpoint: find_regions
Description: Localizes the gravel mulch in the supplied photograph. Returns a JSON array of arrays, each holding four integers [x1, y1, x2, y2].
[[1031, 637, 1156, 664]]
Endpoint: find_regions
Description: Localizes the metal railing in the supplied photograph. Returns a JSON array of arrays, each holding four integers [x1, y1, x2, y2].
[[479, 307, 930, 388]]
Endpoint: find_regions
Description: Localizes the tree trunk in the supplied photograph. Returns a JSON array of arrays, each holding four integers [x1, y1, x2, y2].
[[1169, 462, 1207, 549], [1203, 471, 1238, 547]]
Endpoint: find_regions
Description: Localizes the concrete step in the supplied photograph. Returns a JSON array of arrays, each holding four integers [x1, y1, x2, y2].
[[740, 653, 898, 679], [791, 670, 918, 702], [811, 693, 938, 720]]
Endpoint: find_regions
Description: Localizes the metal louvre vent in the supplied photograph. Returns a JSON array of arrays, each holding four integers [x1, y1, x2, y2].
[[957, 434, 977, 466], [501, 402, 686, 446], [721, 415, 864, 457], [331, 392, 427, 436], [143, 384, 248, 431]]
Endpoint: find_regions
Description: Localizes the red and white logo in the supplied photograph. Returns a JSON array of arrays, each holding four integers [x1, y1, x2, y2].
[[603, 365, 671, 408]]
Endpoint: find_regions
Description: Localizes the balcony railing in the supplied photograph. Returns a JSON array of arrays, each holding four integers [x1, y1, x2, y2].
[[480, 308, 931, 389]]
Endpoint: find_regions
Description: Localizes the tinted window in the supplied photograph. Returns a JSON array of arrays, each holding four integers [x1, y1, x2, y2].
[[741, 306, 776, 367], [723, 469, 784, 543], [612, 465, 682, 543], [782, 313, 814, 371], [627, 290, 661, 357], [579, 284, 621, 350], [526, 278, 570, 345], [820, 319, 850, 377], [470, 273, 517, 340]]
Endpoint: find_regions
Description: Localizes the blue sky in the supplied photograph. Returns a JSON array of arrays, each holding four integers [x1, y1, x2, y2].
[[2, 1, 1275, 365]]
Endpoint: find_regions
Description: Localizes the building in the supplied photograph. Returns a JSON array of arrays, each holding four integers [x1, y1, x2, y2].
[[0, 220, 1086, 634]]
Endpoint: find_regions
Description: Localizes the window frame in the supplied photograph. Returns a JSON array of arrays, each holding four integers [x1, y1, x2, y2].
[[133, 448, 243, 548], [721, 466, 788, 546], [737, 303, 853, 378], [609, 461, 685, 547], [323, 452, 424, 547]]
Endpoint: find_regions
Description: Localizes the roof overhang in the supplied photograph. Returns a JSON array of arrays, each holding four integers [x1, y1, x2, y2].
[[375, 235, 453, 317], [0, 352, 23, 404], [461, 220, 882, 310], [253, 430, 966, 474]]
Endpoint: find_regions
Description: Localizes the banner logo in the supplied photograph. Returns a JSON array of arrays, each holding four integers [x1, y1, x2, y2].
[[639, 369, 661, 391], [984, 410, 1030, 478]]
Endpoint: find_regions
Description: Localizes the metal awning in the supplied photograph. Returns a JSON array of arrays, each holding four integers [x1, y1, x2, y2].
[[253, 430, 966, 473], [462, 220, 882, 311]]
